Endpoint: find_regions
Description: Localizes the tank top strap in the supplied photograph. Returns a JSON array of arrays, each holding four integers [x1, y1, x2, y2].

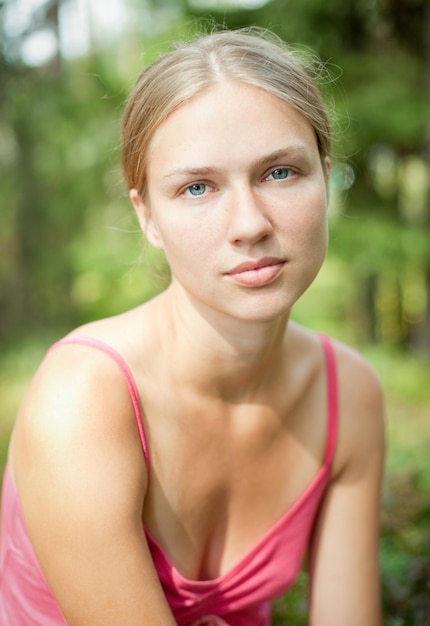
[[49, 336, 150, 472], [318, 334, 338, 467]]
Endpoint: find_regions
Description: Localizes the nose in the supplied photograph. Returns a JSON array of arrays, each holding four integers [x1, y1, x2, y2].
[[226, 184, 273, 246]]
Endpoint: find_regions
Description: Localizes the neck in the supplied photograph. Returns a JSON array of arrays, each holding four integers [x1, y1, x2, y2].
[[153, 284, 290, 400]]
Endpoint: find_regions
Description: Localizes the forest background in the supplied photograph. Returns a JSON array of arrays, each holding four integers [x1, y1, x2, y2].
[[0, 0, 429, 623]]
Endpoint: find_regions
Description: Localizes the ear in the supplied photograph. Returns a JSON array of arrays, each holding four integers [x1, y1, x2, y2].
[[129, 189, 164, 250]]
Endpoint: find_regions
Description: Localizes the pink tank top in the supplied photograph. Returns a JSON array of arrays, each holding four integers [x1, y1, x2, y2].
[[0, 335, 338, 626]]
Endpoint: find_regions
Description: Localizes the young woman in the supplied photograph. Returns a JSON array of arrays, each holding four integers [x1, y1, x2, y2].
[[0, 29, 385, 626]]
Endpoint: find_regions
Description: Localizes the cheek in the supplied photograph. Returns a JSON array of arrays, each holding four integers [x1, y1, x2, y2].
[[282, 189, 328, 245], [156, 217, 220, 272], [305, 217, 328, 266], [306, 209, 328, 246]]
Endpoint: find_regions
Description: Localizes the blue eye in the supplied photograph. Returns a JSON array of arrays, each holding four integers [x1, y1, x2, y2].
[[270, 168, 290, 180], [186, 183, 207, 196]]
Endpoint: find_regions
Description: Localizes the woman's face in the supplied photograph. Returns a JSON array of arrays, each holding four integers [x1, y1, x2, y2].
[[131, 79, 330, 322]]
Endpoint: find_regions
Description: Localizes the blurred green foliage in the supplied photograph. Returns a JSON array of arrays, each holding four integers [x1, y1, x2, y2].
[[0, 0, 429, 623], [1, 0, 429, 351]]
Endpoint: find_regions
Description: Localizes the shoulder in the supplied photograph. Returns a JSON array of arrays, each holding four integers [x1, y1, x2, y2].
[[328, 338, 384, 409], [330, 338, 384, 423], [329, 338, 385, 480], [11, 328, 148, 499], [18, 336, 135, 435], [12, 301, 160, 464], [288, 325, 385, 478]]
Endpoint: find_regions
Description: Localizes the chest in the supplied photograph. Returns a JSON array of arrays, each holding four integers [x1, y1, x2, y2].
[[141, 387, 327, 581]]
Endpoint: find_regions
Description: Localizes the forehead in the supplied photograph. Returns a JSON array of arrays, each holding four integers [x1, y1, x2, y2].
[[146, 80, 318, 174]]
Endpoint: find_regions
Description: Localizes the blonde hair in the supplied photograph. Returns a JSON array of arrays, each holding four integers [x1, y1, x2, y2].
[[122, 29, 331, 196]]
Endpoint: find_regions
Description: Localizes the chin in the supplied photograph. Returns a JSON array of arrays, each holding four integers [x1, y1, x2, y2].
[[222, 295, 295, 324]]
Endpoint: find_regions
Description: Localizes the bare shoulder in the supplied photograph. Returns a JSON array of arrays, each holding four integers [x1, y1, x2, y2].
[[332, 339, 384, 407], [9, 322, 175, 624], [11, 335, 148, 503], [12, 300, 157, 471], [15, 337, 136, 437], [332, 339, 385, 420], [330, 338, 385, 479]]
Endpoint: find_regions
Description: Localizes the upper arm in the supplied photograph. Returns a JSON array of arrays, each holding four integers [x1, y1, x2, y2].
[[308, 344, 385, 626], [11, 345, 176, 626]]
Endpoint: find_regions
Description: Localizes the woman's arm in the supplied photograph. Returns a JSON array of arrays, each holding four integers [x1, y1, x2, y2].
[[308, 344, 385, 626], [11, 344, 176, 626]]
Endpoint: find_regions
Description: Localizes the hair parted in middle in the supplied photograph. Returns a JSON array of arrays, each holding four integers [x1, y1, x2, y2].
[[122, 28, 332, 197]]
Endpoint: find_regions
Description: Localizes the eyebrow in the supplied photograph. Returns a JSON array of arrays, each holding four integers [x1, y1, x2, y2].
[[161, 145, 313, 182], [254, 145, 313, 170]]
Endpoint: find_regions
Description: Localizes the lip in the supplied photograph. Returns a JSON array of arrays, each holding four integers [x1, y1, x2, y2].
[[226, 257, 286, 287]]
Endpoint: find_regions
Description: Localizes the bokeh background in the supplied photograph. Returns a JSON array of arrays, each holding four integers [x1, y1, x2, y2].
[[0, 0, 429, 623]]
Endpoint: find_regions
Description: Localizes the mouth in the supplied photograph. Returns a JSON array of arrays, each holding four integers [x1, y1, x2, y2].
[[226, 257, 286, 287]]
